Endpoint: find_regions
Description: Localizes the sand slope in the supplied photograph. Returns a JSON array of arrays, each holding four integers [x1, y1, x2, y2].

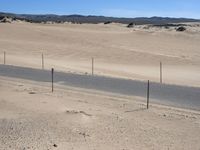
[[0, 22, 200, 86]]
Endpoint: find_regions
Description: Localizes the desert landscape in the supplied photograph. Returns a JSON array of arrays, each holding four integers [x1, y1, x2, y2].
[[0, 20, 200, 86], [0, 17, 200, 150]]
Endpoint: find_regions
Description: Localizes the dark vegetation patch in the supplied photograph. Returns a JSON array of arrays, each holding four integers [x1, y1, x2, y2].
[[144, 24, 188, 31], [0, 17, 12, 23], [29, 91, 36, 95], [152, 23, 187, 27], [127, 22, 135, 28], [176, 26, 187, 32], [104, 21, 112, 24]]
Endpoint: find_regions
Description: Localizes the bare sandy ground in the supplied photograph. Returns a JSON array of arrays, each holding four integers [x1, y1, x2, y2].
[[0, 22, 200, 86], [0, 77, 200, 150], [0, 21, 200, 149]]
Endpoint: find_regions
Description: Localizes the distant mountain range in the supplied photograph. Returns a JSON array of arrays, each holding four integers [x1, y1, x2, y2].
[[0, 12, 200, 25]]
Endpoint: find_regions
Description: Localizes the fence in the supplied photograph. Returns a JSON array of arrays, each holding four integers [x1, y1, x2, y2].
[[1, 51, 200, 110]]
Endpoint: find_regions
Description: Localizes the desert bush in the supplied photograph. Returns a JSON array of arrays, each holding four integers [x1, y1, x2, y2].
[[176, 26, 186, 32], [104, 21, 112, 24], [127, 22, 135, 28]]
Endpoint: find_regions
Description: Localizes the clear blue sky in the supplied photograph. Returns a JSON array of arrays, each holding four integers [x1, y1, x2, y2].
[[0, 0, 199, 19]]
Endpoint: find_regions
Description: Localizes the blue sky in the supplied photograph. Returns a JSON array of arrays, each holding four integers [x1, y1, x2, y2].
[[0, 0, 199, 19]]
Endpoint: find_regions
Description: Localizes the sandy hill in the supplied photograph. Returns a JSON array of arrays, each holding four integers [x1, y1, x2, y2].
[[0, 22, 200, 87]]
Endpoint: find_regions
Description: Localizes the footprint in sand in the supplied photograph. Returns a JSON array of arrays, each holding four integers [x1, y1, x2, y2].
[[65, 110, 93, 123]]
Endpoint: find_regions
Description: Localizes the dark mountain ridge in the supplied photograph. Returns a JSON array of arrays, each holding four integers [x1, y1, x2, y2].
[[0, 12, 199, 25]]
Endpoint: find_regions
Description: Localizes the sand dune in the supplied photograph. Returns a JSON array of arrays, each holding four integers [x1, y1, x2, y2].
[[0, 22, 200, 86]]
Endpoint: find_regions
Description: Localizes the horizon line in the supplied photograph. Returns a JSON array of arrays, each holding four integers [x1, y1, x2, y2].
[[1, 11, 200, 20]]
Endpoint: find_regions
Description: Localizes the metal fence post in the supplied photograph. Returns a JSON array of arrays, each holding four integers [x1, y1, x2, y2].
[[4, 51, 6, 65], [42, 53, 44, 69], [51, 68, 54, 92], [92, 57, 94, 75], [147, 80, 150, 109], [160, 62, 162, 83]]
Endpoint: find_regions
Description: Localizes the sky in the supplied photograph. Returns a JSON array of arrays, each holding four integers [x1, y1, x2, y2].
[[0, 0, 200, 19]]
